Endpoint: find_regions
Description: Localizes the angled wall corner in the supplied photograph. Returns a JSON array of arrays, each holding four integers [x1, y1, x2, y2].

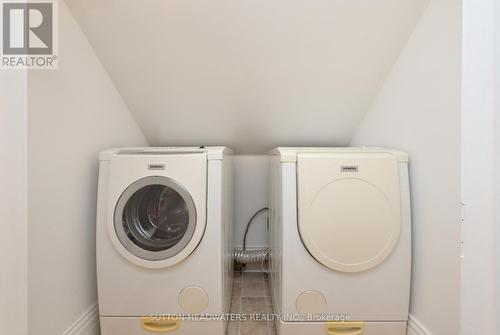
[[27, 1, 148, 334], [350, 1, 462, 334], [66, 0, 428, 153]]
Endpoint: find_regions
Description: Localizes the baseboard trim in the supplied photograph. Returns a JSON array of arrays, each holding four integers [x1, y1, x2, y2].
[[407, 314, 432, 335], [62, 303, 99, 335]]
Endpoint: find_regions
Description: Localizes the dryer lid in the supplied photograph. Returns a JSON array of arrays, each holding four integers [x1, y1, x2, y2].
[[297, 152, 401, 272]]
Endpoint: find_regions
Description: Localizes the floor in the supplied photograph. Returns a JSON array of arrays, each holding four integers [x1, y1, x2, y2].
[[227, 271, 277, 335]]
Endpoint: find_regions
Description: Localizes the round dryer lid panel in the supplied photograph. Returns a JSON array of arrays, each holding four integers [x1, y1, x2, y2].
[[297, 153, 402, 272]]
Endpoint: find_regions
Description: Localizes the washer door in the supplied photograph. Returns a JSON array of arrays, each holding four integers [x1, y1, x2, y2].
[[114, 176, 197, 261], [297, 153, 401, 273]]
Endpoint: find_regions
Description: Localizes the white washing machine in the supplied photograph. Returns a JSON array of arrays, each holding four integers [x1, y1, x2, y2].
[[96, 147, 233, 335], [269, 147, 411, 335]]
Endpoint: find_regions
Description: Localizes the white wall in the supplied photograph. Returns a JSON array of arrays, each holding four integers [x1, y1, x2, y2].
[[460, 0, 496, 333], [27, 2, 148, 335], [0, 71, 28, 335], [350, 1, 462, 334], [496, 0, 500, 328], [232, 156, 269, 248]]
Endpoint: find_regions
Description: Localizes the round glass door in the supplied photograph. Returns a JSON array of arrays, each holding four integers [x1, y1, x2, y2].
[[114, 176, 197, 261]]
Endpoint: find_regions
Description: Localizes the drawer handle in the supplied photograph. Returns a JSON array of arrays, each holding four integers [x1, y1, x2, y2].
[[141, 317, 180, 333], [325, 322, 364, 335]]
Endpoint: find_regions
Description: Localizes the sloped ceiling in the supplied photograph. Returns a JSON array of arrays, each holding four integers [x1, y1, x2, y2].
[[66, 0, 428, 153]]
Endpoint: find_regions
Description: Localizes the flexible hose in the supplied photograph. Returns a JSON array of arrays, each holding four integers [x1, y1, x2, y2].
[[242, 207, 269, 250], [232, 248, 269, 264], [233, 207, 270, 271], [232, 248, 270, 273]]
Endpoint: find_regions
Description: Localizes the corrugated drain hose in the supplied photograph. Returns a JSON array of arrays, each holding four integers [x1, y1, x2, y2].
[[232, 207, 270, 271]]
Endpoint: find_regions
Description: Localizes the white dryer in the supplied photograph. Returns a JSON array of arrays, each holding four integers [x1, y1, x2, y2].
[[96, 147, 233, 335], [269, 147, 411, 335]]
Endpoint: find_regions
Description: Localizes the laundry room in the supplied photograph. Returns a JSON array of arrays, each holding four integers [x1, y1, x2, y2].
[[1, 1, 498, 335]]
